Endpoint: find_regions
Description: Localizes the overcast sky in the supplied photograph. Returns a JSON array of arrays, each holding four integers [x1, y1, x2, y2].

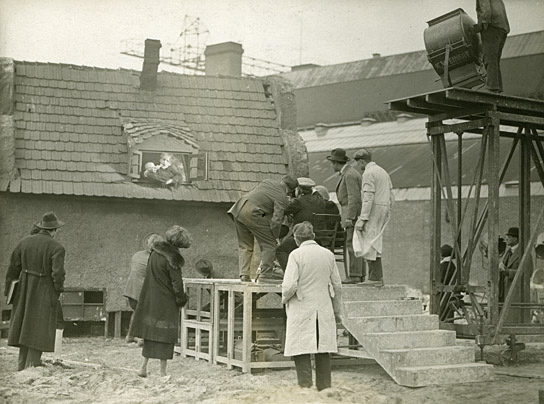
[[1, 0, 543, 72]]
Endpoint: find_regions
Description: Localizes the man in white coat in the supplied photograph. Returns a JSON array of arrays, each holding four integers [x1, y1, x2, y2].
[[353, 149, 394, 286], [281, 221, 343, 391]]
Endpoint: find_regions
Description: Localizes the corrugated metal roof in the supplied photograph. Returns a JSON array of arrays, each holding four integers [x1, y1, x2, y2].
[[7, 62, 289, 202], [299, 118, 480, 153], [280, 31, 544, 89], [305, 129, 540, 192]]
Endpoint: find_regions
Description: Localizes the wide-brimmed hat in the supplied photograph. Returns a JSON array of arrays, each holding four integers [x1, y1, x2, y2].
[[505, 227, 519, 238], [36, 211, 65, 229], [195, 259, 213, 278], [326, 148, 349, 163]]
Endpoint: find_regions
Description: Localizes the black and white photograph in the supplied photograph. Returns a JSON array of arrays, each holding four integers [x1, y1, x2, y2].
[[1, 1, 544, 403]]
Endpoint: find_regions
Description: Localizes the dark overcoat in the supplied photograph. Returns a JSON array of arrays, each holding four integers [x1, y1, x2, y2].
[[5, 231, 65, 352], [335, 164, 362, 223], [499, 246, 521, 303], [285, 194, 338, 225], [129, 241, 188, 344]]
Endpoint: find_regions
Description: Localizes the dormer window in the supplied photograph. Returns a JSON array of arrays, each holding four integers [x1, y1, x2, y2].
[[123, 119, 208, 187]]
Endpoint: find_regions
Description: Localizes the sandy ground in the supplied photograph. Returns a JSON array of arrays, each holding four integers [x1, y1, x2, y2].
[[0, 337, 543, 404]]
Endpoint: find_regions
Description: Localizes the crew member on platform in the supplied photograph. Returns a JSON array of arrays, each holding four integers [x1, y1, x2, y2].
[[228, 175, 298, 283], [353, 149, 394, 286], [327, 148, 364, 284], [475, 0, 510, 93], [276, 177, 338, 270]]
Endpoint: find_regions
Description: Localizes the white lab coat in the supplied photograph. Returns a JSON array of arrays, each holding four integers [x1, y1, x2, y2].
[[354, 162, 394, 260]]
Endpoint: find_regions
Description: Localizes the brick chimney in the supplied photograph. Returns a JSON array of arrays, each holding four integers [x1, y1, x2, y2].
[[360, 117, 377, 127], [204, 42, 244, 76], [314, 123, 329, 137], [396, 113, 413, 123], [140, 39, 161, 91]]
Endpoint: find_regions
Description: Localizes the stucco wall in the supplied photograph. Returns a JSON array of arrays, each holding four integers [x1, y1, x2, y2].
[[2, 192, 542, 309], [384, 195, 544, 293], [0, 193, 239, 312]]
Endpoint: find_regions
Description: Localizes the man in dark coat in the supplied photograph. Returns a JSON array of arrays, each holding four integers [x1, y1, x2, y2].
[[475, 0, 510, 93], [327, 148, 364, 284], [499, 227, 521, 323], [499, 227, 521, 302], [5, 212, 66, 371], [276, 178, 339, 270], [228, 175, 298, 282]]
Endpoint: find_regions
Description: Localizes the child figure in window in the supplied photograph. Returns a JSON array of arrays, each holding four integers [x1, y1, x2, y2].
[[144, 153, 186, 187]]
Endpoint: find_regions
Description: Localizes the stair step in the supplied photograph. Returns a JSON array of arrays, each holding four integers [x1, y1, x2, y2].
[[395, 362, 494, 387], [342, 285, 408, 301], [380, 346, 475, 367], [345, 299, 422, 317], [346, 314, 438, 333], [362, 330, 457, 349]]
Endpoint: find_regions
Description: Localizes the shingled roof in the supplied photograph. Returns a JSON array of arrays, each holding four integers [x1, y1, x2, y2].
[[281, 30, 544, 89], [4, 61, 289, 202]]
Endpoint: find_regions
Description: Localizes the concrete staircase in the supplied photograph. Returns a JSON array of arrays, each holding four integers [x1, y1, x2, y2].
[[341, 285, 494, 387]]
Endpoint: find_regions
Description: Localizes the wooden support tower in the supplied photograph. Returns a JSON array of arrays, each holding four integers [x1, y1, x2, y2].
[[389, 87, 544, 346]]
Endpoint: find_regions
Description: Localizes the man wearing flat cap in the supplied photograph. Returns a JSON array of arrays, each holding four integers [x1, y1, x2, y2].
[[276, 177, 339, 270], [228, 175, 298, 282], [327, 148, 364, 284], [353, 149, 394, 286], [5, 211, 66, 370]]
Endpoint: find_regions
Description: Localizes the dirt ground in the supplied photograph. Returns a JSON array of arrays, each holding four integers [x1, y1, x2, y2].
[[0, 337, 543, 404]]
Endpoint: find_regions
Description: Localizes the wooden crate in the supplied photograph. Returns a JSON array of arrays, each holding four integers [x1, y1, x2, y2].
[[180, 280, 214, 361], [60, 288, 106, 322], [212, 280, 292, 373]]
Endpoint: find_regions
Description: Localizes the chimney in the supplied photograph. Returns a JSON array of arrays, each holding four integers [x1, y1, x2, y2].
[[314, 123, 329, 137], [372, 53, 381, 58], [140, 39, 161, 91], [204, 42, 244, 76], [360, 117, 377, 127], [396, 113, 413, 123]]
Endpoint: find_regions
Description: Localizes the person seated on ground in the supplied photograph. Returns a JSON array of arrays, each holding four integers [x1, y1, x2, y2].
[[275, 178, 338, 271], [123, 232, 164, 345]]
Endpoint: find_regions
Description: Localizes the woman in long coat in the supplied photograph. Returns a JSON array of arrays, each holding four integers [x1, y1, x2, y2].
[[123, 232, 164, 343], [282, 221, 343, 391], [129, 225, 190, 377]]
